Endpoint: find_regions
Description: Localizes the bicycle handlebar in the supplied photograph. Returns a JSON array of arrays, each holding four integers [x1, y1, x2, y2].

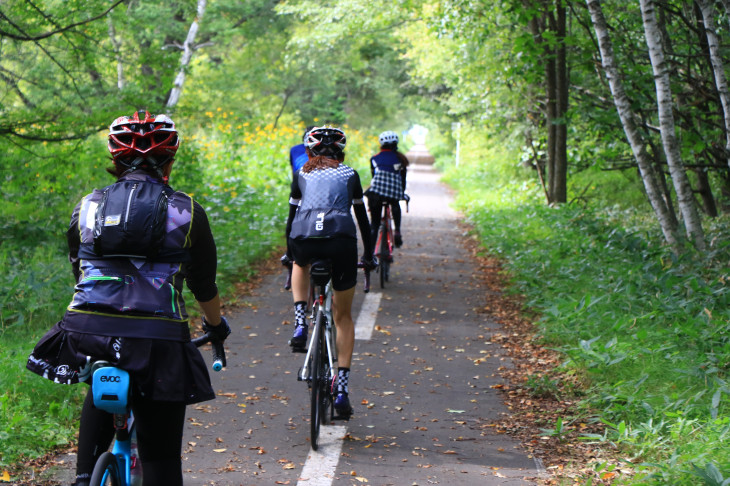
[[191, 331, 227, 372], [282, 255, 293, 290]]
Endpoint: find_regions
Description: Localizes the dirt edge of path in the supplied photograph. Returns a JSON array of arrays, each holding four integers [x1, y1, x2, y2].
[[461, 228, 625, 485]]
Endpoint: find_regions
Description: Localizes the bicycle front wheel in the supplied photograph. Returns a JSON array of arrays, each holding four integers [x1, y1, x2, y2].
[[90, 451, 123, 486], [309, 316, 323, 450]]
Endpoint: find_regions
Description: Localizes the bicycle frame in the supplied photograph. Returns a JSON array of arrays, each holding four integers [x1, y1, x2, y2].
[[89, 333, 225, 485], [375, 203, 394, 289], [297, 279, 336, 388], [294, 260, 371, 450], [375, 204, 394, 262], [90, 363, 137, 486]]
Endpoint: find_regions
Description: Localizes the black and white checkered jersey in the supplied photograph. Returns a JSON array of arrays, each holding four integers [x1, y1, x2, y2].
[[369, 150, 405, 200], [289, 164, 364, 239]]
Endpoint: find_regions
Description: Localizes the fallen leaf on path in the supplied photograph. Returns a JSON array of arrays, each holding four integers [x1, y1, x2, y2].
[[213, 448, 227, 453]]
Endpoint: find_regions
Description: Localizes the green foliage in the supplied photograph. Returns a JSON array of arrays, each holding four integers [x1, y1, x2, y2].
[[445, 145, 730, 484]]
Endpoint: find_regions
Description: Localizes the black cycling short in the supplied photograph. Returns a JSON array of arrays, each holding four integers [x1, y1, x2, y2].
[[289, 237, 358, 291]]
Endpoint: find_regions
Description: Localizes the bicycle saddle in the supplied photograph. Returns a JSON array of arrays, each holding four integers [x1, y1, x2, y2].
[[310, 259, 332, 287]]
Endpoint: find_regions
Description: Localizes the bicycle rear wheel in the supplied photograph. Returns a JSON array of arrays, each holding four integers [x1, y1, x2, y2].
[[90, 451, 123, 486], [379, 222, 389, 289], [309, 314, 323, 450]]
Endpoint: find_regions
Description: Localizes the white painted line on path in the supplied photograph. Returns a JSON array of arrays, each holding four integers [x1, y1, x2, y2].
[[296, 425, 347, 486], [295, 291, 378, 485], [354, 291, 381, 341]]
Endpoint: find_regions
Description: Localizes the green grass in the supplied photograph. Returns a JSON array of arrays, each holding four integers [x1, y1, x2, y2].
[[442, 143, 730, 484], [0, 115, 374, 469]]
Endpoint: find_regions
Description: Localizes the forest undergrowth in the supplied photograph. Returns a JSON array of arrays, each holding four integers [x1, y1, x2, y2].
[[442, 151, 730, 485]]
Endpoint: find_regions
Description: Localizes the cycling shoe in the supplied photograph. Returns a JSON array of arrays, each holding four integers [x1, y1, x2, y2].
[[334, 392, 353, 418], [394, 231, 403, 248], [289, 324, 308, 349]]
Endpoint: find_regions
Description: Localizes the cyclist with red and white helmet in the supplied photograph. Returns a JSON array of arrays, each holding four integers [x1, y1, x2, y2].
[[367, 130, 409, 247], [284, 126, 375, 417], [26, 110, 230, 486]]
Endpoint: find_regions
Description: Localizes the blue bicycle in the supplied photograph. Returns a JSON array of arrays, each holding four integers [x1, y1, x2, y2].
[[88, 332, 226, 486]]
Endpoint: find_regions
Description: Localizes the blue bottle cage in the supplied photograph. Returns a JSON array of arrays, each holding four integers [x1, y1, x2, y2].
[[92, 366, 131, 415]]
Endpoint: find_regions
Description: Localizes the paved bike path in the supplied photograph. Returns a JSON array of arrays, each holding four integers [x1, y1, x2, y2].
[[43, 162, 541, 485], [180, 163, 540, 485]]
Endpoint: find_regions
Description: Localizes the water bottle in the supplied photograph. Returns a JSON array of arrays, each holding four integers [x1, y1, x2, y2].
[[130, 429, 143, 486]]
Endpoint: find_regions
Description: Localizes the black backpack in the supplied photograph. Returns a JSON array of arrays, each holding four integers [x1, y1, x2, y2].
[[92, 180, 172, 259]]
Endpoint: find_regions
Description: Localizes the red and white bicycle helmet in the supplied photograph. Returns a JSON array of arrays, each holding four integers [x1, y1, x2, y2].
[[378, 130, 398, 145], [108, 110, 179, 168], [304, 126, 347, 157]]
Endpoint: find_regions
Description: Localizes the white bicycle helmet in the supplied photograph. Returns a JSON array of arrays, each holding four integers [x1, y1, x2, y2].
[[379, 130, 398, 145]]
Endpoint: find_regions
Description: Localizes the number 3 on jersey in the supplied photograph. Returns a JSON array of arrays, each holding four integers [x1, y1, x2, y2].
[[315, 212, 325, 231]]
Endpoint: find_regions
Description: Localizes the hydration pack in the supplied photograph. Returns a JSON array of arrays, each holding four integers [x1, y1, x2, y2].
[[92, 180, 171, 259]]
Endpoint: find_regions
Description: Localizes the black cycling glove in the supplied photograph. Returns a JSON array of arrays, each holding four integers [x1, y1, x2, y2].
[[281, 253, 292, 268], [361, 255, 378, 271], [202, 315, 231, 342]]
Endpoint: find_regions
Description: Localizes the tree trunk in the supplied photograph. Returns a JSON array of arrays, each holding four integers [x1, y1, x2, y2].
[[166, 0, 207, 110], [645, 138, 678, 224], [108, 16, 125, 90], [553, 0, 568, 203], [543, 9, 558, 204], [640, 0, 706, 250], [693, 166, 719, 217], [696, 0, 730, 170], [525, 0, 567, 205], [585, 0, 680, 249]]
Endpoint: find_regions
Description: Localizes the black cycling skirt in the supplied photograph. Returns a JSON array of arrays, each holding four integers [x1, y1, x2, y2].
[[289, 237, 358, 291], [26, 320, 215, 404]]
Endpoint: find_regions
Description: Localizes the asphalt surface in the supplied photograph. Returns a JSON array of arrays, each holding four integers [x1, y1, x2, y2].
[[44, 156, 541, 485]]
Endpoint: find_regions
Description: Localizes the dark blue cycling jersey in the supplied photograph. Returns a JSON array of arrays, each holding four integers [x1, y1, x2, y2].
[[289, 164, 365, 239], [290, 144, 308, 173]]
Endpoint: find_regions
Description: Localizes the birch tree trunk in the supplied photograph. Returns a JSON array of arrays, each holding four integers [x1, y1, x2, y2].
[[585, 0, 680, 249], [166, 0, 207, 110], [553, 0, 568, 204], [640, 0, 706, 250], [696, 0, 730, 170], [108, 17, 124, 90]]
